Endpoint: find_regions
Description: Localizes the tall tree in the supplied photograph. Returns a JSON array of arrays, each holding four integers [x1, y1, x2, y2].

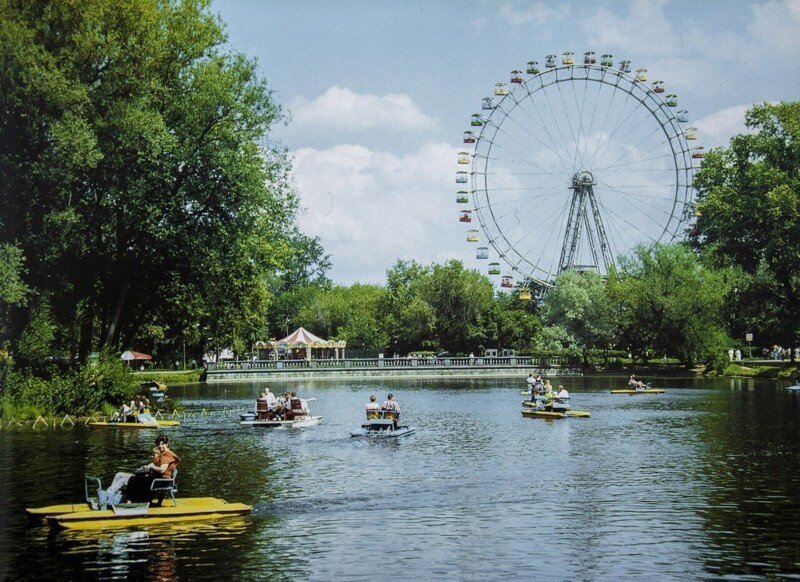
[[540, 270, 616, 364], [692, 102, 800, 352], [614, 243, 730, 366], [426, 260, 494, 354], [0, 0, 310, 360]]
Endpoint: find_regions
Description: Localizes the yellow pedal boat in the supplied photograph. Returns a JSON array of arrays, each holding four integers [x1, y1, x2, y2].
[[610, 388, 666, 395], [88, 419, 180, 429], [521, 408, 591, 419], [27, 497, 252, 530]]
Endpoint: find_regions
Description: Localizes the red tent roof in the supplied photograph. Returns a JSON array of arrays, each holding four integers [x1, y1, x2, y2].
[[121, 350, 152, 361]]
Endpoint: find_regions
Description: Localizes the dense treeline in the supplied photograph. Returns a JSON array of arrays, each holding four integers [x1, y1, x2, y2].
[[0, 1, 798, 416]]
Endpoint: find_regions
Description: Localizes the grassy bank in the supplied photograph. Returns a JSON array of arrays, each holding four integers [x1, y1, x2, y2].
[[133, 369, 204, 385], [708, 362, 800, 379]]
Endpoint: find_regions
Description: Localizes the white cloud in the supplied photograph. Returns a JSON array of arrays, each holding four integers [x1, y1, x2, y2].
[[498, 1, 571, 25], [694, 104, 753, 150], [287, 86, 438, 133], [291, 142, 466, 284], [749, 0, 800, 54]]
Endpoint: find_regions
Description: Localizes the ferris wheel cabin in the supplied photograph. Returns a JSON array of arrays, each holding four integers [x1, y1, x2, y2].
[[501, 276, 513, 288], [456, 191, 469, 204], [494, 83, 509, 96], [583, 51, 596, 64], [476, 247, 489, 260], [526, 61, 540, 75], [459, 210, 472, 223]]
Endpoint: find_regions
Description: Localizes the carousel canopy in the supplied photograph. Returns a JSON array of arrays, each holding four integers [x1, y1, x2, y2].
[[257, 327, 346, 349]]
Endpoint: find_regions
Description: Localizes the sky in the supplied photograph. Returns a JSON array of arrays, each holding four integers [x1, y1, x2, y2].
[[210, 0, 800, 286]]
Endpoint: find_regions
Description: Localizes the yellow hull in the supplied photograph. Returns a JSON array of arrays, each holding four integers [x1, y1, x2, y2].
[[88, 420, 181, 429], [27, 497, 251, 530], [521, 409, 591, 419], [610, 389, 665, 394]]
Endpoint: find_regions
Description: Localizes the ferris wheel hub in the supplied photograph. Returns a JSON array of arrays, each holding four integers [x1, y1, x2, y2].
[[571, 171, 596, 187]]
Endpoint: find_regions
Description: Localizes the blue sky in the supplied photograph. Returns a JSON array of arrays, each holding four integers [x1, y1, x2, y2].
[[211, 0, 800, 285]]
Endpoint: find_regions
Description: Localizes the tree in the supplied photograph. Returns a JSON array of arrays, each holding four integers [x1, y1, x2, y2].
[[379, 260, 436, 354], [540, 270, 616, 364], [614, 243, 730, 366], [426, 260, 494, 354], [0, 0, 310, 362], [487, 292, 542, 354], [692, 102, 800, 352], [0, 244, 29, 350]]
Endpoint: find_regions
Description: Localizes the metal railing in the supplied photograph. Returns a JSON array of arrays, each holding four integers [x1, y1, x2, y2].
[[207, 355, 580, 371]]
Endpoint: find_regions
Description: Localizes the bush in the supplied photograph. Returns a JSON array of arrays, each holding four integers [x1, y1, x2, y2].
[[0, 353, 136, 417]]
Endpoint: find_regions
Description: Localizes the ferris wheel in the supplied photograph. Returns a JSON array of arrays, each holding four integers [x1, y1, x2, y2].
[[456, 51, 701, 289]]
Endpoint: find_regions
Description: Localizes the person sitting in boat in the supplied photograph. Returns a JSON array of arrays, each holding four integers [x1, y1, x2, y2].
[[125, 434, 181, 505], [556, 385, 570, 400], [273, 392, 289, 420], [120, 400, 133, 423], [256, 391, 271, 420], [107, 446, 160, 495], [365, 395, 381, 419], [543, 383, 555, 410], [381, 393, 401, 428], [264, 387, 277, 410], [629, 374, 647, 390], [526, 373, 535, 392], [533, 375, 544, 394]]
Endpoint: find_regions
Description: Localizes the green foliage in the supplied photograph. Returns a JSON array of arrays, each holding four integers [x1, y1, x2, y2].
[[614, 243, 731, 366], [1, 353, 135, 417], [0, 0, 308, 364], [541, 270, 616, 362], [693, 101, 800, 350], [14, 294, 56, 372]]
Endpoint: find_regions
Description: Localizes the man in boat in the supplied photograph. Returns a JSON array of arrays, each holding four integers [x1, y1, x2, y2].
[[365, 395, 381, 419], [628, 374, 647, 390], [556, 385, 570, 399], [381, 393, 401, 428], [126, 434, 181, 505], [264, 387, 277, 410]]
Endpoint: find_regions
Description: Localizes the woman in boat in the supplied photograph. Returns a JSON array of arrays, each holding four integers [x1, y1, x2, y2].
[[126, 434, 181, 504], [107, 447, 160, 495]]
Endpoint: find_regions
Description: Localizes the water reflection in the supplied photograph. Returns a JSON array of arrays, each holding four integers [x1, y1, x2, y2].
[[3, 376, 800, 579]]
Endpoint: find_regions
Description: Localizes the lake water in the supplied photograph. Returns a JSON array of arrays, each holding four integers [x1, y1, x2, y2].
[[2, 375, 800, 580]]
